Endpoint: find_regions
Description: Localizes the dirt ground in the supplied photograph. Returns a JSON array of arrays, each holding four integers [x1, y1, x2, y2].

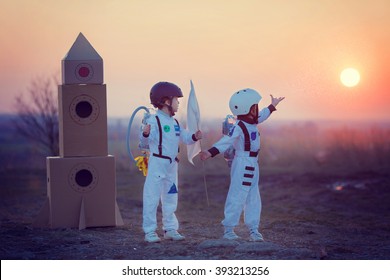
[[1, 165, 390, 260]]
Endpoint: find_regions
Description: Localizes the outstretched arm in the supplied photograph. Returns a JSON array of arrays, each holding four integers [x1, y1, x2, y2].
[[258, 94, 285, 123]]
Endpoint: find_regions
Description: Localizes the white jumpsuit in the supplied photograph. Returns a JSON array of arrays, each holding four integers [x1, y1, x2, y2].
[[141, 110, 196, 234], [210, 106, 273, 231]]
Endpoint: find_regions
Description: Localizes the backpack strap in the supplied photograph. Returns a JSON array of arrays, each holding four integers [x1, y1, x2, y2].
[[174, 118, 180, 154], [237, 121, 250, 152], [153, 115, 173, 163], [155, 115, 163, 155]]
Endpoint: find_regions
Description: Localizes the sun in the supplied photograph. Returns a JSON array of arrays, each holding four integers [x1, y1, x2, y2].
[[340, 68, 360, 87]]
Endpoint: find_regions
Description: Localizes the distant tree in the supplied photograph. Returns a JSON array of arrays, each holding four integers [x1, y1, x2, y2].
[[14, 76, 59, 155]]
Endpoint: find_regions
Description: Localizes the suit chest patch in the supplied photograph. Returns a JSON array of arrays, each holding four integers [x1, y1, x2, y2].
[[174, 125, 180, 136], [163, 125, 170, 133], [251, 132, 257, 140]]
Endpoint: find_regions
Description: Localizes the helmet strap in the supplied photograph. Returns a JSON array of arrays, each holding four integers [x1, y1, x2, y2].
[[251, 104, 259, 124], [161, 98, 175, 116]]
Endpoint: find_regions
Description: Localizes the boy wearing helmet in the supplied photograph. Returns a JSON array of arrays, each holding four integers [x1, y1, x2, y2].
[[200, 89, 284, 241], [141, 81, 202, 243]]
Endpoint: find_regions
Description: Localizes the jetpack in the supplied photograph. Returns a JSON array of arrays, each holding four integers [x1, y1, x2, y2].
[[222, 114, 236, 167], [126, 106, 155, 176]]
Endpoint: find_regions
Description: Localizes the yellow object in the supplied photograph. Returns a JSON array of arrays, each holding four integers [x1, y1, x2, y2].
[[135, 155, 149, 176]]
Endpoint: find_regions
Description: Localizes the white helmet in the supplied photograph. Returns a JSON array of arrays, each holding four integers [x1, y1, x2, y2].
[[229, 88, 262, 116]]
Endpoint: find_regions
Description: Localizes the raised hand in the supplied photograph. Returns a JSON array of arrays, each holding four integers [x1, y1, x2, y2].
[[270, 94, 285, 107]]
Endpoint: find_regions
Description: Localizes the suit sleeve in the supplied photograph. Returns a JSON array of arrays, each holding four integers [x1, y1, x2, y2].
[[208, 125, 240, 157], [180, 127, 197, 145], [258, 104, 276, 124], [140, 117, 158, 146]]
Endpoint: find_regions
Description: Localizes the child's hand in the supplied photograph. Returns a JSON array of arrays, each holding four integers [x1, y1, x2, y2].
[[194, 130, 202, 140], [143, 124, 151, 136], [199, 150, 211, 161], [271, 94, 285, 107]]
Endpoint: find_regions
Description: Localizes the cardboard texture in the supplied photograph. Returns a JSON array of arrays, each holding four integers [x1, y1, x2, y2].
[[62, 33, 103, 85], [45, 156, 121, 229], [58, 84, 108, 157], [34, 32, 123, 229]]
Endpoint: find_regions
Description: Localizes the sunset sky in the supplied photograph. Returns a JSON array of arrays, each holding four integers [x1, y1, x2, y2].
[[1, 0, 389, 121]]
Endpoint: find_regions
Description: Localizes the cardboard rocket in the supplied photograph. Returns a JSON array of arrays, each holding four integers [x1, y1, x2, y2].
[[34, 33, 123, 229]]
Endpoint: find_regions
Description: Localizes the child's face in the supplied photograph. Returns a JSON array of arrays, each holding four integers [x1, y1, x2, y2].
[[170, 97, 179, 113]]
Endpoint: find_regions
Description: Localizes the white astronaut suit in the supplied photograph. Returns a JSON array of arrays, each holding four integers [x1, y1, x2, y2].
[[208, 89, 276, 235], [141, 110, 196, 234]]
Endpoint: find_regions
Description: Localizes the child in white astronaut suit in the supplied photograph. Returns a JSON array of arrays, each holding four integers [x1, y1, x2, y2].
[[200, 89, 284, 241], [141, 81, 202, 243]]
